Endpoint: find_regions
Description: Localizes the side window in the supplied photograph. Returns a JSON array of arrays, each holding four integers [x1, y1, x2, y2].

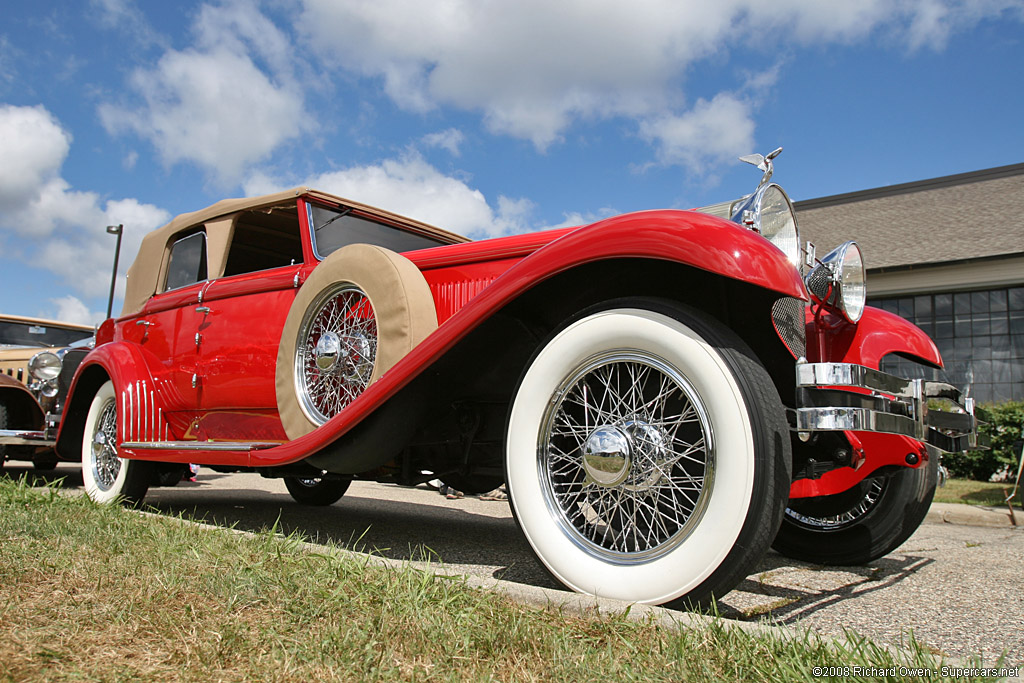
[[223, 205, 304, 277], [165, 231, 208, 291]]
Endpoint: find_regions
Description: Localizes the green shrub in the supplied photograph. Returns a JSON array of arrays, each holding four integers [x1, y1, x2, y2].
[[942, 401, 1023, 481]]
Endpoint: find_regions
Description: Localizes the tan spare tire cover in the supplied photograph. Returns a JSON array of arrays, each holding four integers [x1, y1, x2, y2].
[[276, 243, 438, 439]]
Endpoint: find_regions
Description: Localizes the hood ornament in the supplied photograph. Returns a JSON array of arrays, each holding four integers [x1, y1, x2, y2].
[[739, 147, 783, 186]]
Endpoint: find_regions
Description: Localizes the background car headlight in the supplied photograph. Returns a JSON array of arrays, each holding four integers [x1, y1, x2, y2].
[[731, 183, 801, 268], [28, 351, 62, 381], [805, 241, 866, 323]]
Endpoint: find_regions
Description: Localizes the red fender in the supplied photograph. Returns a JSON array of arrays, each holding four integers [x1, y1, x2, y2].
[[56, 341, 175, 453]]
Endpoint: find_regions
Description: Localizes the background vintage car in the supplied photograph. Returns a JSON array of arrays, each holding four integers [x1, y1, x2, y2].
[[0, 314, 93, 469], [51, 155, 975, 608]]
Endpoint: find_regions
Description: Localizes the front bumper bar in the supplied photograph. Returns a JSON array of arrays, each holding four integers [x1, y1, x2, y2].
[[792, 362, 978, 453]]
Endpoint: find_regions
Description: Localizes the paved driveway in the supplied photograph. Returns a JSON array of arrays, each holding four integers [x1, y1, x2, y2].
[[10, 464, 1024, 666]]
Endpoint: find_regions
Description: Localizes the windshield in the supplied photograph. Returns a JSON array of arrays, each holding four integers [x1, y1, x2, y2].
[[0, 319, 93, 348], [307, 204, 450, 259]]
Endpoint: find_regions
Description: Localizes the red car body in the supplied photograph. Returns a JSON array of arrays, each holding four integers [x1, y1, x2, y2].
[[48, 179, 976, 607]]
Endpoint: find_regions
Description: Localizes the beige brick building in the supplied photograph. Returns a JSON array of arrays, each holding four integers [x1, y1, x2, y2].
[[796, 162, 1024, 403]]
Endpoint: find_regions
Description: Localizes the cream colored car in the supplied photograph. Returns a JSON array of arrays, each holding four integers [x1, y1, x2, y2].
[[0, 314, 93, 469]]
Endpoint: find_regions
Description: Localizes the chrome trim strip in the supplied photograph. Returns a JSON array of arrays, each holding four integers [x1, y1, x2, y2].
[[121, 441, 280, 451]]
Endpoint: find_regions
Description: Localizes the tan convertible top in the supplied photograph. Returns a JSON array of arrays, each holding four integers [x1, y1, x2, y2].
[[122, 188, 469, 317]]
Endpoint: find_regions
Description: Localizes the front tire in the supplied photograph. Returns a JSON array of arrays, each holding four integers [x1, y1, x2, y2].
[[772, 454, 938, 565], [506, 301, 790, 608], [284, 476, 351, 506], [81, 381, 153, 507]]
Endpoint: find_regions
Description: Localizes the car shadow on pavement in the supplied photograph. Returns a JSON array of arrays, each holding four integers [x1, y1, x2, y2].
[[717, 550, 935, 623], [145, 489, 564, 591]]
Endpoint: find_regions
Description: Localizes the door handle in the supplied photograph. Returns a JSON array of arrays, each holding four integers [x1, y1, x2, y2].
[[195, 306, 211, 314], [135, 320, 153, 327]]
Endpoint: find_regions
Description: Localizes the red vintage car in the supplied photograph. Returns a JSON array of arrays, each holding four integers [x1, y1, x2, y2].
[[45, 151, 976, 607]]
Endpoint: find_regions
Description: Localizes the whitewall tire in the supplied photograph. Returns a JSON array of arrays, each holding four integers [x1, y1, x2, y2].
[[81, 381, 153, 507], [506, 301, 789, 607]]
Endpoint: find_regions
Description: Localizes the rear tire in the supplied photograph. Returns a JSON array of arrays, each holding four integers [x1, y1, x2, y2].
[[81, 381, 153, 507], [284, 476, 351, 506], [772, 454, 938, 565], [506, 300, 790, 608]]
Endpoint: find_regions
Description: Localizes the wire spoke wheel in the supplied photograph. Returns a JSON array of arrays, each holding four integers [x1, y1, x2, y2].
[[784, 478, 887, 531], [541, 352, 714, 563], [295, 283, 378, 425], [91, 399, 121, 491]]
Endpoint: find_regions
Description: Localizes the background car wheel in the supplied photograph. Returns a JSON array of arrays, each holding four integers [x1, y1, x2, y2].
[[32, 456, 59, 471], [80, 381, 153, 507], [506, 300, 790, 608], [284, 476, 351, 506], [275, 244, 437, 439], [772, 454, 939, 565]]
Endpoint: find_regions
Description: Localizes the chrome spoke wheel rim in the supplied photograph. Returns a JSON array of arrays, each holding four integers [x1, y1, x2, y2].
[[785, 478, 887, 531], [539, 351, 715, 564], [91, 399, 120, 491], [295, 283, 378, 424]]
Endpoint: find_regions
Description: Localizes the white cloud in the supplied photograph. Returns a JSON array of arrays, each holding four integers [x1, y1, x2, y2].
[[0, 104, 170, 309], [639, 93, 756, 171], [0, 104, 71, 212], [245, 152, 533, 238], [297, 0, 1023, 164], [49, 295, 105, 326], [421, 128, 465, 156], [99, 0, 311, 184]]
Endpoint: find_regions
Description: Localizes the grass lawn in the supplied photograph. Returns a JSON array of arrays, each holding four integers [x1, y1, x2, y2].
[[0, 476, 1005, 682], [933, 478, 1022, 507]]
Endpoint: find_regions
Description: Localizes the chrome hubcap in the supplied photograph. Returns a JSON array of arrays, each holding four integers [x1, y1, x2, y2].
[[296, 284, 378, 424], [91, 400, 120, 491], [541, 351, 714, 564]]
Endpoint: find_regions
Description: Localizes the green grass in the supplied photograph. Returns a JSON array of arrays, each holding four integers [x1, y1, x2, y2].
[[0, 476, 1006, 682], [933, 478, 1021, 507]]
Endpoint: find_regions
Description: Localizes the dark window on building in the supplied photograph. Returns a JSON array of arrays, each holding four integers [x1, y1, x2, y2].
[[869, 286, 1024, 403]]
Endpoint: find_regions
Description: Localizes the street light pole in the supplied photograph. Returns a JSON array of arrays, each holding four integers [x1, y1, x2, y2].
[[105, 224, 123, 320]]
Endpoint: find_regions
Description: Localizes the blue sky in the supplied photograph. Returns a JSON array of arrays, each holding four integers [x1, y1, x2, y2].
[[1, 0, 1022, 324]]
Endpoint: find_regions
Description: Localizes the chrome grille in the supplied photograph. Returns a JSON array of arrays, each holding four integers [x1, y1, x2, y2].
[[772, 297, 806, 359]]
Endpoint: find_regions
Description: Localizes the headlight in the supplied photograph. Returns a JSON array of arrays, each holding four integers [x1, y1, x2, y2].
[[28, 351, 62, 381], [805, 241, 866, 323], [730, 183, 801, 268]]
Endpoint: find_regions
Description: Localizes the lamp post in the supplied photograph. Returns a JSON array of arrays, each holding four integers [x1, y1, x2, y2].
[[105, 224, 123, 320]]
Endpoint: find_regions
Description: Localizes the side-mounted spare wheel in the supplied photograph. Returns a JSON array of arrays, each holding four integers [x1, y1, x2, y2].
[[81, 381, 154, 507], [275, 244, 438, 439], [506, 300, 791, 608], [772, 453, 939, 565]]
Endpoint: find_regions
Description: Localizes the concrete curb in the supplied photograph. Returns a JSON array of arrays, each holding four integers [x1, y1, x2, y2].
[[926, 502, 1024, 528]]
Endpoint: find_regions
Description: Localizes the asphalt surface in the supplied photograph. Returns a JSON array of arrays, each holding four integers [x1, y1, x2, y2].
[[7, 463, 1023, 668]]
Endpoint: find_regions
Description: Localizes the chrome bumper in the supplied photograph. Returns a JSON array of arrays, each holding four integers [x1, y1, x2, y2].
[[793, 362, 978, 453]]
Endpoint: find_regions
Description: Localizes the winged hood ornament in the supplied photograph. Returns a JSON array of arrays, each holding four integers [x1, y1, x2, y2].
[[739, 147, 783, 186]]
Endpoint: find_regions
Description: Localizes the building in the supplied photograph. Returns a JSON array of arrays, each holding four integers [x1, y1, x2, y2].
[[795, 162, 1024, 404]]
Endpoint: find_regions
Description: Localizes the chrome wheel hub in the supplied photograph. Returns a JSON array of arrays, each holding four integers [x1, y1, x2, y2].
[[541, 351, 714, 564]]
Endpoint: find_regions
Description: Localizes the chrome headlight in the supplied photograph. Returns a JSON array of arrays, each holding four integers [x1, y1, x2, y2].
[[28, 351, 62, 381], [730, 183, 801, 268], [805, 241, 866, 323]]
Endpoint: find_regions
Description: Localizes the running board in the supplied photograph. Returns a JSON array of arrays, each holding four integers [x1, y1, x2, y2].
[[121, 441, 280, 451], [0, 429, 55, 446]]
